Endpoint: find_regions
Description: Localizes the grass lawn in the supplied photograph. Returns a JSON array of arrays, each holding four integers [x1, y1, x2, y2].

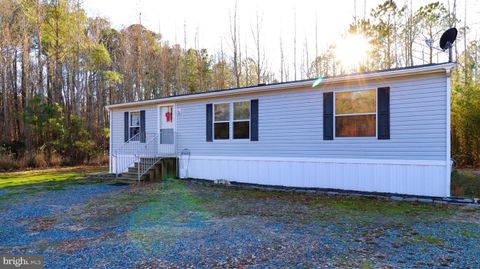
[[0, 166, 107, 188], [451, 169, 480, 197], [0, 167, 479, 268]]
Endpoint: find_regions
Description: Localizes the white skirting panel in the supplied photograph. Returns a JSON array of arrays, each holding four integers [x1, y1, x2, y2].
[[111, 154, 137, 175], [179, 156, 450, 197]]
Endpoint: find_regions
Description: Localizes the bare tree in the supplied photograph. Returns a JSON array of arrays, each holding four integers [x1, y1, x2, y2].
[[315, 11, 319, 77], [280, 35, 285, 82], [238, 23, 242, 86], [183, 19, 187, 50], [244, 36, 249, 86], [304, 36, 309, 78], [293, 9, 297, 80], [194, 25, 199, 50], [251, 11, 264, 84], [35, 0, 44, 94], [416, 2, 449, 64], [229, 0, 241, 87], [464, 0, 467, 82]]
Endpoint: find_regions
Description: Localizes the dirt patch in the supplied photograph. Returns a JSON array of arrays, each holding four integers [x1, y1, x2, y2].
[[27, 217, 57, 232], [54, 232, 121, 253]]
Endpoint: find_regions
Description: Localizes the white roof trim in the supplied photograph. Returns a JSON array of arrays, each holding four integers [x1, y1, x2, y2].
[[106, 63, 455, 110]]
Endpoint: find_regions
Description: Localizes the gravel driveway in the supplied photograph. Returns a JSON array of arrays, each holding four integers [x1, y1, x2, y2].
[[1, 178, 479, 268]]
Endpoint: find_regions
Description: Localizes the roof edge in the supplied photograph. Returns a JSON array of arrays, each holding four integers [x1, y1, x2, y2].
[[106, 62, 455, 110]]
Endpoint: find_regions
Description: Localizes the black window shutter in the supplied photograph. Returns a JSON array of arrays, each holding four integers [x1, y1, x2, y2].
[[378, 87, 390, 140], [251, 99, 259, 141], [206, 104, 213, 142], [124, 112, 129, 142], [140, 110, 146, 143], [323, 92, 334, 140]]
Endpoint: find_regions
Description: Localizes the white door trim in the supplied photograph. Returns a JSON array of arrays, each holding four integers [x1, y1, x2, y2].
[[157, 103, 176, 132]]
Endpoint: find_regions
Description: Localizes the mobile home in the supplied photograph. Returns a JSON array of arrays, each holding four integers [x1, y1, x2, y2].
[[106, 63, 454, 197]]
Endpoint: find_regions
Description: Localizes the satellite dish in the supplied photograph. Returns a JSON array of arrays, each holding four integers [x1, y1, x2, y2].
[[439, 28, 458, 50], [439, 28, 458, 62]]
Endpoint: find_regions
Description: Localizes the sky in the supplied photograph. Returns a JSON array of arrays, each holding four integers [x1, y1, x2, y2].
[[82, 0, 479, 77]]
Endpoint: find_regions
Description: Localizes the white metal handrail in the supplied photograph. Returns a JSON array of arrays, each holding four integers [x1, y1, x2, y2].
[[137, 135, 162, 181], [114, 132, 156, 176], [114, 132, 141, 176], [136, 130, 177, 181], [126, 132, 142, 143], [113, 131, 177, 180]]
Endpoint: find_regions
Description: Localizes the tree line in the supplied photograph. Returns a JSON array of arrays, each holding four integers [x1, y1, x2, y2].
[[0, 0, 478, 170]]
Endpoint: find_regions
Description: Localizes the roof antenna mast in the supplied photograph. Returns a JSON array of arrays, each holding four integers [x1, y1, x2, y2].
[[425, 28, 458, 63], [137, 0, 142, 24]]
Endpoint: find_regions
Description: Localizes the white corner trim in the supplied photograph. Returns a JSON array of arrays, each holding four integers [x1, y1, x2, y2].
[[108, 110, 113, 173], [183, 155, 448, 166], [446, 74, 452, 196]]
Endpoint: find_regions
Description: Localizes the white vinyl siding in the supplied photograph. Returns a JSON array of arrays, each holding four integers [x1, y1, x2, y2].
[[176, 73, 446, 160], [110, 105, 158, 153]]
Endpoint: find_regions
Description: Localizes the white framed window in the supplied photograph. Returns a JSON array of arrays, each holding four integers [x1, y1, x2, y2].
[[334, 89, 377, 138], [130, 112, 141, 139], [213, 101, 251, 140], [214, 103, 230, 140], [233, 101, 250, 139]]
